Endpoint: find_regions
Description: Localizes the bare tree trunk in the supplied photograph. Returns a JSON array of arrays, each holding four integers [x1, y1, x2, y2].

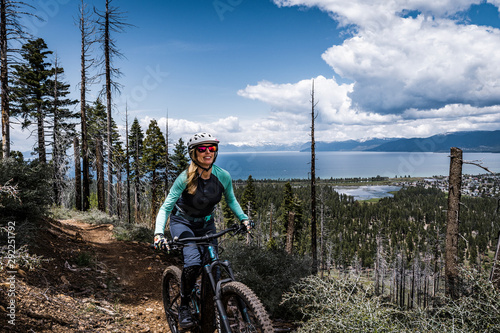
[[116, 168, 122, 218], [445, 147, 462, 299], [79, 0, 92, 211], [52, 56, 63, 206], [0, 0, 8, 159], [104, 0, 113, 215], [165, 112, 169, 197], [37, 105, 46, 163], [97, 136, 105, 212], [74, 136, 82, 211], [125, 106, 131, 223], [310, 79, 318, 275], [285, 211, 295, 255], [151, 170, 158, 230], [320, 204, 324, 278], [375, 234, 382, 295]]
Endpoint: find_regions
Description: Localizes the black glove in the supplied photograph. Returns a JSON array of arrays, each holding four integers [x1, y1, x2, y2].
[[241, 219, 254, 231]]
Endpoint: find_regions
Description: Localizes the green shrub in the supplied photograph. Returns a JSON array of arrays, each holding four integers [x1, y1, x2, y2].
[[282, 274, 400, 332], [113, 224, 152, 243], [221, 241, 312, 318], [282, 268, 500, 333], [0, 157, 52, 222]]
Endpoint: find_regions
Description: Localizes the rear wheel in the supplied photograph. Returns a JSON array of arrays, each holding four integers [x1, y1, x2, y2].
[[221, 281, 273, 333], [162, 266, 182, 333]]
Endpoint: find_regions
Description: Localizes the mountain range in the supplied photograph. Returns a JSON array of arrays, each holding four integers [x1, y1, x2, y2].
[[222, 130, 500, 153]]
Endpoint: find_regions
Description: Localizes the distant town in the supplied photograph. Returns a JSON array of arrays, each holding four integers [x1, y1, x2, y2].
[[395, 174, 499, 198]]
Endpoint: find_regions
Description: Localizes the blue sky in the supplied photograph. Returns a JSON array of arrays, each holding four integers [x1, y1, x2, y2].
[[9, 0, 500, 151]]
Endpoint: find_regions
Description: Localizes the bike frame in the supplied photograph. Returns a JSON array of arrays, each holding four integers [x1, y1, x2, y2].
[[170, 225, 251, 333]]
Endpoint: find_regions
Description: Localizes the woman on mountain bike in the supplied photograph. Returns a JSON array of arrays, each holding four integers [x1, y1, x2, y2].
[[153, 132, 251, 329]]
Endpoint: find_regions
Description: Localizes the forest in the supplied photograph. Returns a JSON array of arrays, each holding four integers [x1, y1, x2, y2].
[[1, 1, 499, 332]]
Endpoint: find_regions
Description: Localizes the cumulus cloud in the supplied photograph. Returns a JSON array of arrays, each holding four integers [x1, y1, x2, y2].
[[239, 75, 398, 125], [273, 0, 482, 27], [323, 16, 500, 113], [270, 1, 500, 115]]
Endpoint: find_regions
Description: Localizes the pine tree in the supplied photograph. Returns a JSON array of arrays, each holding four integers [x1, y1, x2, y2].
[[87, 98, 107, 212], [171, 138, 189, 177], [78, 0, 96, 211], [48, 56, 78, 205], [241, 175, 257, 219], [111, 120, 125, 217], [143, 119, 166, 228], [96, 0, 131, 214], [1, 0, 36, 158], [279, 182, 304, 254], [11, 38, 54, 164], [128, 117, 144, 222], [220, 196, 235, 227]]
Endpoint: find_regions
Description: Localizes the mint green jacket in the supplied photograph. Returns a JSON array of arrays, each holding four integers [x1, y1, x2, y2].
[[155, 165, 248, 234]]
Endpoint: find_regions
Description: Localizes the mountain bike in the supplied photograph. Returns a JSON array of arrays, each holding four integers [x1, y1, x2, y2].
[[160, 224, 274, 333]]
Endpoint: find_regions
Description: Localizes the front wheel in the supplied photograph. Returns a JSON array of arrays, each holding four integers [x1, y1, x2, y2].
[[162, 266, 182, 333], [220, 281, 273, 333]]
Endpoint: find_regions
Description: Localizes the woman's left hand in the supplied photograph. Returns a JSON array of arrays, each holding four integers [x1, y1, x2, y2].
[[241, 219, 254, 232]]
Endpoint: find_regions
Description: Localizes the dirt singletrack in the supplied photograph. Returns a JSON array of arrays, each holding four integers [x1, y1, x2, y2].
[[0, 218, 181, 332]]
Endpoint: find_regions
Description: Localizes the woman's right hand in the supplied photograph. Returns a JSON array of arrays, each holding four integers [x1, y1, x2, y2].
[[154, 233, 170, 251]]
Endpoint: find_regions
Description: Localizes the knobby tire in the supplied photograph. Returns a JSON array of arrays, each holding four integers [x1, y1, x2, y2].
[[221, 281, 274, 333], [162, 266, 182, 333]]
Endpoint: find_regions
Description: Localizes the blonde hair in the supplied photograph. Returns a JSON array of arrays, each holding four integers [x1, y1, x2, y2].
[[186, 162, 199, 195]]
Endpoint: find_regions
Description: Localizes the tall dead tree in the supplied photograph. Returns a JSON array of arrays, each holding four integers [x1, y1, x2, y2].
[[310, 79, 318, 274], [0, 0, 34, 159], [96, 0, 130, 214], [125, 104, 131, 223], [96, 135, 105, 212], [165, 112, 169, 196], [0, 0, 8, 159], [445, 147, 462, 299], [74, 136, 82, 210], [78, 0, 95, 211]]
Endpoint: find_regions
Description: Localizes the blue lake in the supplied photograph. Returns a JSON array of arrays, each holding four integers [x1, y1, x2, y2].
[[216, 151, 500, 180], [333, 185, 402, 201]]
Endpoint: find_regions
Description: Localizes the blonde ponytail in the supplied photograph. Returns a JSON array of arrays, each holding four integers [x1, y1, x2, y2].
[[186, 162, 199, 194]]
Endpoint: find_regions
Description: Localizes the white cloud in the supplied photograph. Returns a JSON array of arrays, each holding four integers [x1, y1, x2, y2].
[[212, 116, 241, 133], [323, 15, 500, 113], [270, 1, 500, 115], [273, 0, 481, 27], [238, 75, 399, 125]]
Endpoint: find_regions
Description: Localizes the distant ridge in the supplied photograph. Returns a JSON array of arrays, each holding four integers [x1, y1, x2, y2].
[[297, 130, 500, 153], [299, 138, 399, 152], [367, 130, 500, 153], [218, 130, 500, 153]]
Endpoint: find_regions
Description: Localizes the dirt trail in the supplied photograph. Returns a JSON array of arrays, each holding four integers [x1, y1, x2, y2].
[[1, 218, 180, 332]]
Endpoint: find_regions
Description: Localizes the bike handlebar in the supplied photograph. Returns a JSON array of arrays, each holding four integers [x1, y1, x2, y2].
[[167, 224, 247, 249]]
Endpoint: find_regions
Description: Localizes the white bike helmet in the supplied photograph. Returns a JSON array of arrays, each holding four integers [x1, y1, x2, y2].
[[187, 132, 219, 149], [187, 132, 220, 171]]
